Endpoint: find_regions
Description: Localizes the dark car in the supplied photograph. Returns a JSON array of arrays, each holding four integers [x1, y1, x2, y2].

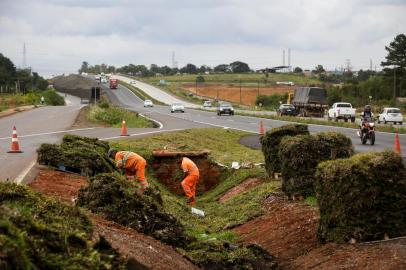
[[277, 104, 297, 116], [217, 103, 234, 116]]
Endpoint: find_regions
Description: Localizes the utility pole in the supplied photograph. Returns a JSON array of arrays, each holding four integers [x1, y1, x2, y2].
[[239, 75, 242, 104], [393, 67, 396, 100], [22, 43, 26, 69]]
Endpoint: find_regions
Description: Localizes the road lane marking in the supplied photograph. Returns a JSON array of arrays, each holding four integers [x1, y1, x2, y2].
[[14, 159, 36, 184], [0, 127, 98, 140], [139, 113, 163, 129]]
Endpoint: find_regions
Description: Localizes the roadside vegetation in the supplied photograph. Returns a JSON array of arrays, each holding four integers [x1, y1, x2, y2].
[[113, 128, 264, 165], [0, 89, 64, 111], [86, 100, 153, 128], [0, 182, 126, 269], [35, 132, 279, 268]]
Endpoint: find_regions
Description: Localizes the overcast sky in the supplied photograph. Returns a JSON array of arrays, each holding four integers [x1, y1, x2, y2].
[[1, 0, 405, 77]]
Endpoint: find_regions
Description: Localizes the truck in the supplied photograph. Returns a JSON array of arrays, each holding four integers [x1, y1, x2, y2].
[[291, 87, 328, 117], [327, 102, 356, 122], [109, 78, 118, 89]]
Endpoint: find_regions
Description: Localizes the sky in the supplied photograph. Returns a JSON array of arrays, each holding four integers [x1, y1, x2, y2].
[[0, 0, 405, 78]]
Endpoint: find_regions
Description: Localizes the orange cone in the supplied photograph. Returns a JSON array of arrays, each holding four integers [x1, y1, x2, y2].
[[8, 126, 23, 153], [259, 120, 265, 135], [121, 120, 129, 136], [394, 130, 401, 155]]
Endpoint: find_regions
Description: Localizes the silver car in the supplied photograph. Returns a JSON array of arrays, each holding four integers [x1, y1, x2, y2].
[[143, 99, 153, 107], [170, 103, 185, 113]]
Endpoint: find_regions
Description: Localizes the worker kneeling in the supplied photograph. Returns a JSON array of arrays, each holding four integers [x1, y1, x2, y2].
[[178, 156, 200, 206], [108, 148, 149, 192]]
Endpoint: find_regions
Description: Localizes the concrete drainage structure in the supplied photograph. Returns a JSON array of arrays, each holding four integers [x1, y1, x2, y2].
[[152, 150, 224, 195]]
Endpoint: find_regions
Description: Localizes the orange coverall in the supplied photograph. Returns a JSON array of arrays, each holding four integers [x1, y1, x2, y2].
[[115, 151, 148, 188], [181, 157, 199, 203]]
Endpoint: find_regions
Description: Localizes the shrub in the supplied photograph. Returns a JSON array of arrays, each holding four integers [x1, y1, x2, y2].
[[256, 94, 288, 109], [77, 173, 190, 248], [279, 132, 353, 196], [315, 151, 406, 243], [0, 182, 126, 269], [42, 89, 65, 105], [261, 124, 309, 176], [186, 242, 279, 270], [37, 134, 115, 176]]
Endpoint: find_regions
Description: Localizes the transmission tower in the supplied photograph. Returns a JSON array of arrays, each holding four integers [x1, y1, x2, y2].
[[172, 51, 178, 69], [22, 43, 26, 69], [345, 59, 352, 72]]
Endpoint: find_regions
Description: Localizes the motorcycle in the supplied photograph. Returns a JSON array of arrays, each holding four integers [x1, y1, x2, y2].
[[358, 117, 376, 145]]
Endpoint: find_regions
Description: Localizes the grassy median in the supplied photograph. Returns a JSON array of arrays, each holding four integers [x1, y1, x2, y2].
[[86, 101, 154, 128]]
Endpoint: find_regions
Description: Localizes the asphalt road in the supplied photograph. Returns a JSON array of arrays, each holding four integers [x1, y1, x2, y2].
[[1, 77, 404, 182], [0, 95, 87, 182], [114, 74, 199, 108], [100, 81, 405, 158]]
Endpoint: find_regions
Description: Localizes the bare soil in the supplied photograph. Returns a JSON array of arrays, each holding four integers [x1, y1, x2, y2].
[[219, 177, 264, 203], [183, 84, 293, 106], [152, 151, 222, 195], [29, 167, 200, 270], [234, 191, 406, 269], [28, 167, 87, 204]]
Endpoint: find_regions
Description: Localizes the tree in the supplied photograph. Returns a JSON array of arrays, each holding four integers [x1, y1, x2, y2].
[[294, 67, 303, 73], [313, 65, 325, 74], [214, 64, 229, 73], [180, 63, 197, 74], [381, 34, 406, 70], [0, 53, 17, 86], [78, 61, 89, 74], [196, 75, 205, 83], [230, 61, 250, 73]]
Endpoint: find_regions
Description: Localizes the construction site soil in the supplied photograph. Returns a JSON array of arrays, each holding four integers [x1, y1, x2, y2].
[[183, 84, 292, 106], [152, 150, 223, 195], [29, 168, 406, 270], [29, 168, 199, 270], [234, 190, 406, 269]]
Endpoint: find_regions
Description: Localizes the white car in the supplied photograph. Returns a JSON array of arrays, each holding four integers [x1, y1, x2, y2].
[[203, 101, 212, 108], [143, 99, 153, 107], [130, 80, 137, 84], [170, 103, 185, 113], [378, 108, 403, 125], [328, 102, 356, 122]]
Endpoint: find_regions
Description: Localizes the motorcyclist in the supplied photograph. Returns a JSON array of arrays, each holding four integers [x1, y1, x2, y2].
[[358, 105, 374, 137]]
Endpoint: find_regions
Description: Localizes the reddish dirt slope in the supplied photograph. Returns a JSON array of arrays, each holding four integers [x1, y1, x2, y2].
[[29, 167, 199, 270], [234, 192, 319, 268], [234, 191, 406, 270]]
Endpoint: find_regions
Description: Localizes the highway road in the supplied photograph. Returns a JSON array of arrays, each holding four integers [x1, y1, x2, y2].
[[1, 76, 404, 183], [99, 79, 406, 158], [114, 74, 199, 108], [0, 89, 208, 183]]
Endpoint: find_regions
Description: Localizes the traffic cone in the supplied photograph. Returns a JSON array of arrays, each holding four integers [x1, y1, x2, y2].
[[121, 120, 129, 136], [8, 126, 23, 153], [394, 130, 401, 155], [259, 121, 265, 135]]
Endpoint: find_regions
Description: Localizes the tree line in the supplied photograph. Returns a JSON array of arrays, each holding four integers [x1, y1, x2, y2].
[[78, 61, 252, 77], [0, 53, 48, 93]]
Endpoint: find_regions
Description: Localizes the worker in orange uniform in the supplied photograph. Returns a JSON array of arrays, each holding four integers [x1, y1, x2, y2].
[[108, 149, 149, 192], [178, 156, 200, 205]]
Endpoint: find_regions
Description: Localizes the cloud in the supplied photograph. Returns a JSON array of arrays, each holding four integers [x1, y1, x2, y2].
[[0, 0, 405, 77]]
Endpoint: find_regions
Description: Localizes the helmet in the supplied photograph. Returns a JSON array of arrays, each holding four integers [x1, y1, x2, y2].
[[364, 105, 371, 112], [107, 148, 117, 158]]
